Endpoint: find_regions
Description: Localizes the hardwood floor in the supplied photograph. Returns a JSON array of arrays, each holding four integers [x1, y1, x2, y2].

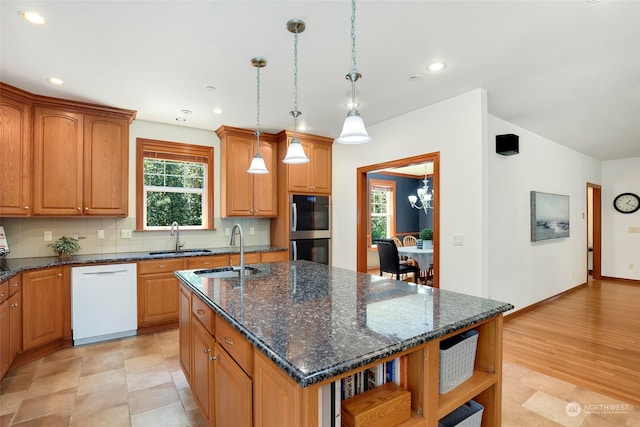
[[503, 278, 640, 407]]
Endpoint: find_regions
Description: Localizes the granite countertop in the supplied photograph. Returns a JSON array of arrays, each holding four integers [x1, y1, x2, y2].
[[0, 245, 285, 282], [175, 260, 514, 387]]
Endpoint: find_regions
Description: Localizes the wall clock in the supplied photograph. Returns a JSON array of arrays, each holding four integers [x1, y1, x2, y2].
[[613, 192, 640, 214]]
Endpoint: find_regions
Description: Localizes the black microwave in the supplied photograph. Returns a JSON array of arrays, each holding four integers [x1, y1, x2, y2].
[[289, 195, 331, 240]]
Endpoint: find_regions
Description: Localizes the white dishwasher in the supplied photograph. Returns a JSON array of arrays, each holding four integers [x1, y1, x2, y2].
[[71, 263, 137, 346]]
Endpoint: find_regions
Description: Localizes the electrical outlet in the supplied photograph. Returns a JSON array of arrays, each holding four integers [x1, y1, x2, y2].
[[225, 228, 231, 236], [250, 227, 255, 235], [44, 231, 52, 242], [630, 264, 635, 270], [453, 234, 464, 246], [97, 230, 105, 239], [120, 229, 133, 239]]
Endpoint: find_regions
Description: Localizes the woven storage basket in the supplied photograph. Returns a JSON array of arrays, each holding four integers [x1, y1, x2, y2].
[[439, 329, 478, 394], [438, 400, 484, 427]]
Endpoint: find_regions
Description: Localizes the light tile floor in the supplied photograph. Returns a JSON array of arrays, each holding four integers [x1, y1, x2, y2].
[[1, 330, 638, 426]]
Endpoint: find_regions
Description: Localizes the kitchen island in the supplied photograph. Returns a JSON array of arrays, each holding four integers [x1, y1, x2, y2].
[[176, 260, 513, 426]]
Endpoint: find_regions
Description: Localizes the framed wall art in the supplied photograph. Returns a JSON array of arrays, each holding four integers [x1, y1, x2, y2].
[[530, 191, 570, 242]]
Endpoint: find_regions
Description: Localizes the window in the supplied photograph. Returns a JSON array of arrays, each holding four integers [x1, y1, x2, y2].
[[136, 138, 214, 230], [369, 179, 396, 247]]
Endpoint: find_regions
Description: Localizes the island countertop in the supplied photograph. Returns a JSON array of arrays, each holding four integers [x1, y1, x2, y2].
[[175, 260, 513, 387]]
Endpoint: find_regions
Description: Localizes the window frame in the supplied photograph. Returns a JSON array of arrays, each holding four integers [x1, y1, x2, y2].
[[136, 138, 214, 231], [369, 178, 396, 248]]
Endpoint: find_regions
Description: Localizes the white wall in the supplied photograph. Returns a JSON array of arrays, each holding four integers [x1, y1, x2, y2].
[[601, 157, 640, 280], [332, 89, 488, 296], [487, 115, 601, 310]]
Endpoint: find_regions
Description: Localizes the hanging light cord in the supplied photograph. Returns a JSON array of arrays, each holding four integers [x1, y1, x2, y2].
[[255, 63, 262, 154], [347, 0, 362, 111], [291, 25, 301, 140]]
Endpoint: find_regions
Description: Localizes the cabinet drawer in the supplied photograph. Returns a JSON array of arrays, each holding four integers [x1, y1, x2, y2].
[[9, 276, 21, 296], [187, 255, 229, 270], [138, 259, 185, 275], [230, 253, 260, 265], [260, 251, 288, 263], [0, 281, 8, 303], [215, 314, 252, 376], [192, 296, 215, 335]]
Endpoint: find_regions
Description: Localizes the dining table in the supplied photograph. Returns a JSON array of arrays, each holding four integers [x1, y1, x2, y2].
[[397, 245, 434, 278]]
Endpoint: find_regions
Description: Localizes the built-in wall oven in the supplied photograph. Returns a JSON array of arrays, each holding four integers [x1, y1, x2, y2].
[[290, 195, 331, 265]]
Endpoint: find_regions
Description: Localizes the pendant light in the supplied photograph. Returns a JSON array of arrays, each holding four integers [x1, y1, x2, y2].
[[282, 19, 310, 164], [336, 0, 371, 144], [247, 57, 269, 174]]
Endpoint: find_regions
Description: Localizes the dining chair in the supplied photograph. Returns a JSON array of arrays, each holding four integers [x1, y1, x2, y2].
[[375, 238, 420, 283], [403, 235, 418, 247]]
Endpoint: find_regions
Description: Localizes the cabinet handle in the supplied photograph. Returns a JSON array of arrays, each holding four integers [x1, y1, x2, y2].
[[77, 207, 81, 211], [57, 273, 62, 277], [11, 303, 18, 308], [12, 283, 19, 287], [84, 207, 89, 211], [224, 337, 234, 346], [210, 355, 216, 362], [0, 292, 4, 297], [158, 265, 167, 268], [24, 206, 29, 210], [197, 309, 204, 315], [204, 348, 211, 353]]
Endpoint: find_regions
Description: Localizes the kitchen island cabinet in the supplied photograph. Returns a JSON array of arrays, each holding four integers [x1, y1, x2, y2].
[[176, 261, 513, 426]]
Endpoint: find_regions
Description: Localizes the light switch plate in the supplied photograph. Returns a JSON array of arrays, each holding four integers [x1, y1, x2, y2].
[[120, 229, 133, 239], [97, 230, 105, 239], [453, 234, 464, 246], [44, 231, 52, 242], [250, 227, 255, 235]]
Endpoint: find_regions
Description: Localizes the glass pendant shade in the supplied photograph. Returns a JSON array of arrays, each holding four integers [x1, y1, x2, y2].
[[247, 152, 269, 174], [282, 138, 309, 164], [336, 113, 371, 144]]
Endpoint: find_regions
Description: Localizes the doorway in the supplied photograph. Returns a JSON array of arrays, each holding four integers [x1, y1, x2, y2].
[[356, 152, 440, 287], [587, 183, 602, 280]]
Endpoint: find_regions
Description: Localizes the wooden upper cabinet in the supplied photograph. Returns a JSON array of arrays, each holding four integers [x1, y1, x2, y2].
[[0, 82, 135, 217], [277, 131, 332, 195], [83, 115, 129, 216], [216, 126, 277, 217], [0, 91, 32, 216], [33, 107, 84, 216]]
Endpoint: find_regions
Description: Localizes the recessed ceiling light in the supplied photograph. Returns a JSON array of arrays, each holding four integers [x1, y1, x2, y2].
[[408, 74, 422, 82], [46, 77, 64, 85], [175, 118, 186, 122], [206, 85, 216, 91], [212, 108, 223, 114], [180, 109, 192, 115], [426, 62, 447, 73], [20, 11, 47, 25]]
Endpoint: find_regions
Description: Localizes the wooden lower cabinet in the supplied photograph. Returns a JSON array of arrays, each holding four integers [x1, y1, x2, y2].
[[137, 259, 185, 328], [9, 291, 22, 362], [0, 297, 9, 377], [214, 343, 252, 427], [253, 350, 301, 427], [179, 284, 191, 383], [191, 313, 215, 425], [22, 268, 65, 351]]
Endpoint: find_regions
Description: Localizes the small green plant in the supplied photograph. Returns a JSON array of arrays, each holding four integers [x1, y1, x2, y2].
[[48, 236, 81, 256], [419, 228, 433, 241]]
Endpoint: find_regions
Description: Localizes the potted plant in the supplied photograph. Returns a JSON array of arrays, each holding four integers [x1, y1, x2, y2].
[[48, 236, 81, 260], [419, 228, 433, 249]]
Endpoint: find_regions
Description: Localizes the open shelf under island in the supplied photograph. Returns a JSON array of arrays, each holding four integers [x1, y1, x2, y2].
[[175, 260, 513, 427]]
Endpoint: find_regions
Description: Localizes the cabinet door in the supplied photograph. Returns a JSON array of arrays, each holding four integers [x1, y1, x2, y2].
[[214, 343, 252, 427], [253, 350, 301, 427], [287, 140, 312, 193], [33, 107, 84, 215], [83, 115, 129, 216], [0, 95, 32, 216], [22, 268, 64, 350], [191, 318, 214, 425], [252, 139, 278, 217], [179, 284, 191, 384], [9, 291, 22, 361], [137, 273, 180, 326], [0, 300, 9, 377], [309, 142, 332, 194], [223, 134, 255, 216]]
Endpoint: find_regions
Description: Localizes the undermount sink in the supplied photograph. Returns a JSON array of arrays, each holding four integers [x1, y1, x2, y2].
[[148, 249, 212, 256], [194, 266, 261, 279]]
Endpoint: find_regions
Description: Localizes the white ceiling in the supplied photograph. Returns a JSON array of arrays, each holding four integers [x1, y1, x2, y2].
[[2, 1, 639, 161]]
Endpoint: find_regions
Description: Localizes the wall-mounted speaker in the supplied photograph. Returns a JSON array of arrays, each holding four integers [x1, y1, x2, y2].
[[496, 134, 519, 156]]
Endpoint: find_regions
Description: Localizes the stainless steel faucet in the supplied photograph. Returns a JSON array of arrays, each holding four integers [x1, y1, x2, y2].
[[170, 221, 184, 252], [229, 223, 244, 281]]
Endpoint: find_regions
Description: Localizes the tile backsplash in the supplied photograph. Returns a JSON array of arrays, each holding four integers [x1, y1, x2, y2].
[[0, 216, 271, 259]]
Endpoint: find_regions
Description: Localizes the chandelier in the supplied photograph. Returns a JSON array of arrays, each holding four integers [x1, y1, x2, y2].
[[408, 169, 434, 212]]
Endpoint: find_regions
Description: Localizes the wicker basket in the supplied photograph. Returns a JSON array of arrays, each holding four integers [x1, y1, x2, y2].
[[438, 330, 478, 394], [438, 400, 484, 427]]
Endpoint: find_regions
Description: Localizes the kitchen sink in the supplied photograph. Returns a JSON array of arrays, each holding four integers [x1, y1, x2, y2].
[[148, 249, 212, 256], [194, 266, 261, 279]]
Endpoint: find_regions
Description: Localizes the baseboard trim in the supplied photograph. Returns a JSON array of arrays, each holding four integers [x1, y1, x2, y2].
[[599, 276, 640, 285], [504, 281, 588, 322]]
